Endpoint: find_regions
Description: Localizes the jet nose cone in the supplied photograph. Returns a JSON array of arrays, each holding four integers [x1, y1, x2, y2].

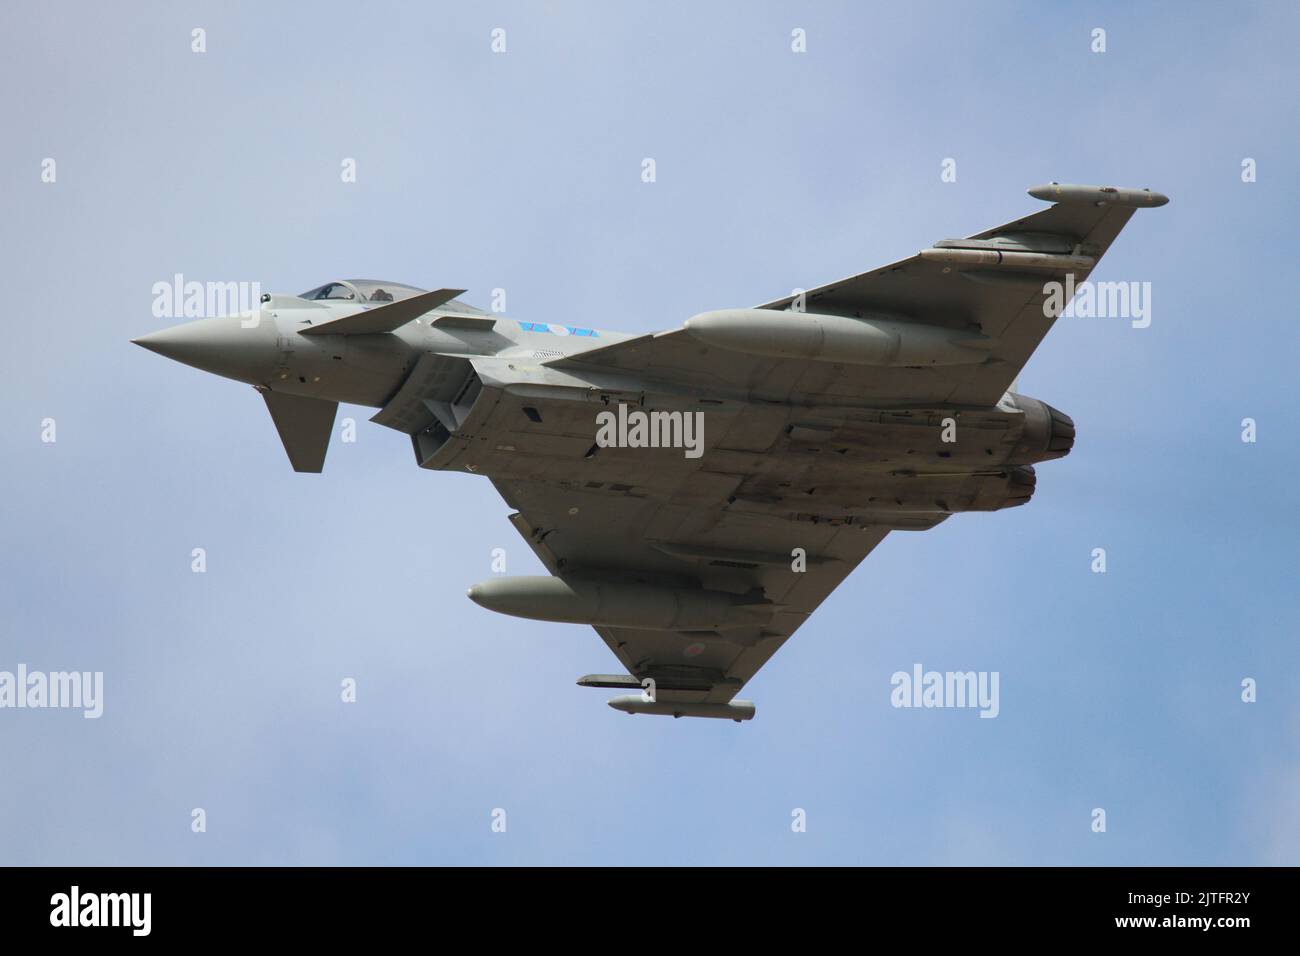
[[133, 314, 277, 384], [130, 331, 176, 357]]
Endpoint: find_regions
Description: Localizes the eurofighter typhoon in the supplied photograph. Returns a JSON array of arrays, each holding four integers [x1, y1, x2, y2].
[[134, 184, 1166, 721]]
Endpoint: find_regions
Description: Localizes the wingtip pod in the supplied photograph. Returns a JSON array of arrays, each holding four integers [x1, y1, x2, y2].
[[1028, 183, 1169, 207], [607, 695, 756, 721]]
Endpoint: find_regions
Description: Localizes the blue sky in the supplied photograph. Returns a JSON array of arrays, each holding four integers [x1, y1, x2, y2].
[[1, 1, 1296, 865]]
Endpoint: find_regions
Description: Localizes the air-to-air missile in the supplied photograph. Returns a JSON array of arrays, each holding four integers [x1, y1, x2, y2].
[[605, 695, 757, 721]]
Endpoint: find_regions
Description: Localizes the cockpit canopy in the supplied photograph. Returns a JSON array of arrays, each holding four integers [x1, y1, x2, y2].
[[298, 280, 427, 304]]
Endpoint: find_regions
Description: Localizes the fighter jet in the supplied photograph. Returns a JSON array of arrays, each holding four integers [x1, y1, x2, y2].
[[134, 183, 1166, 721]]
